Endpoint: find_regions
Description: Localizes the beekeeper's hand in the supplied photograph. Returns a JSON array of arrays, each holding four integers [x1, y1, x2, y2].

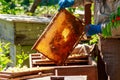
[[85, 24, 102, 36], [58, 0, 74, 11]]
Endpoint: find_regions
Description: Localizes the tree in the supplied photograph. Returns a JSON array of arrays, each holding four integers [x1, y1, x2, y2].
[[29, 0, 41, 13]]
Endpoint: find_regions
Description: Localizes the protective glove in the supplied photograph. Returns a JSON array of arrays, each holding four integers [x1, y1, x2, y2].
[[85, 24, 102, 36], [58, 0, 74, 11]]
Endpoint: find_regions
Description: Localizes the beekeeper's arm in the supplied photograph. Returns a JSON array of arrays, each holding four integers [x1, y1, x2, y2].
[[58, 0, 92, 11], [58, 0, 101, 36], [58, 0, 120, 36]]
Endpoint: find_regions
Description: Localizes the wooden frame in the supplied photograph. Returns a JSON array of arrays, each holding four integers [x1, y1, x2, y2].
[[32, 9, 84, 65]]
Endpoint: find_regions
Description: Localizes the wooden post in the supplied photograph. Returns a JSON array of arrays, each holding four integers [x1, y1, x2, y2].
[[85, 3, 92, 26]]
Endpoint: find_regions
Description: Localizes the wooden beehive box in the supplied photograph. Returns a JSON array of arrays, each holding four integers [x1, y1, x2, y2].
[[32, 9, 84, 65], [0, 14, 50, 64], [54, 65, 98, 80], [0, 67, 54, 80], [0, 14, 50, 45], [29, 53, 89, 68]]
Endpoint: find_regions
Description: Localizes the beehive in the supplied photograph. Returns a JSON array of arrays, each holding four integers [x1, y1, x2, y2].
[[32, 9, 84, 65]]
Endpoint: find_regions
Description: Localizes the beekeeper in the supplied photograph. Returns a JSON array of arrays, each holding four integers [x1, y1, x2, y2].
[[58, 0, 120, 80]]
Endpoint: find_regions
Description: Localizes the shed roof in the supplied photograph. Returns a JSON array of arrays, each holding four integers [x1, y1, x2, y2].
[[0, 14, 51, 23]]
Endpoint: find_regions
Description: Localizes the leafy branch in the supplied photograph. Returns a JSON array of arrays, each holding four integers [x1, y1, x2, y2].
[[0, 41, 11, 71], [102, 6, 120, 37], [16, 51, 29, 67]]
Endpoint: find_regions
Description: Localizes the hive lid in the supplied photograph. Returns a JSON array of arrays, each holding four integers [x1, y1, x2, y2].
[[32, 9, 84, 65]]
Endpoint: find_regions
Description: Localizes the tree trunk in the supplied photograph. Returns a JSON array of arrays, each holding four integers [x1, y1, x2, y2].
[[29, 0, 41, 13]]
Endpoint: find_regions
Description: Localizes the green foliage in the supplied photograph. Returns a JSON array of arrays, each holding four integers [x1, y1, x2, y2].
[[0, 0, 31, 15], [89, 35, 99, 45], [0, 54, 11, 71], [102, 6, 120, 37], [16, 50, 29, 67], [0, 41, 11, 71], [0, 0, 58, 16], [34, 5, 58, 16], [40, 0, 59, 6], [89, 3, 99, 45], [91, 3, 94, 24]]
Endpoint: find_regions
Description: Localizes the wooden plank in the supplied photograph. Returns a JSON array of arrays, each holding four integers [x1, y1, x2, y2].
[[28, 76, 87, 80], [0, 67, 54, 79], [11, 73, 53, 80], [55, 65, 98, 80], [15, 22, 47, 45], [30, 53, 89, 67]]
